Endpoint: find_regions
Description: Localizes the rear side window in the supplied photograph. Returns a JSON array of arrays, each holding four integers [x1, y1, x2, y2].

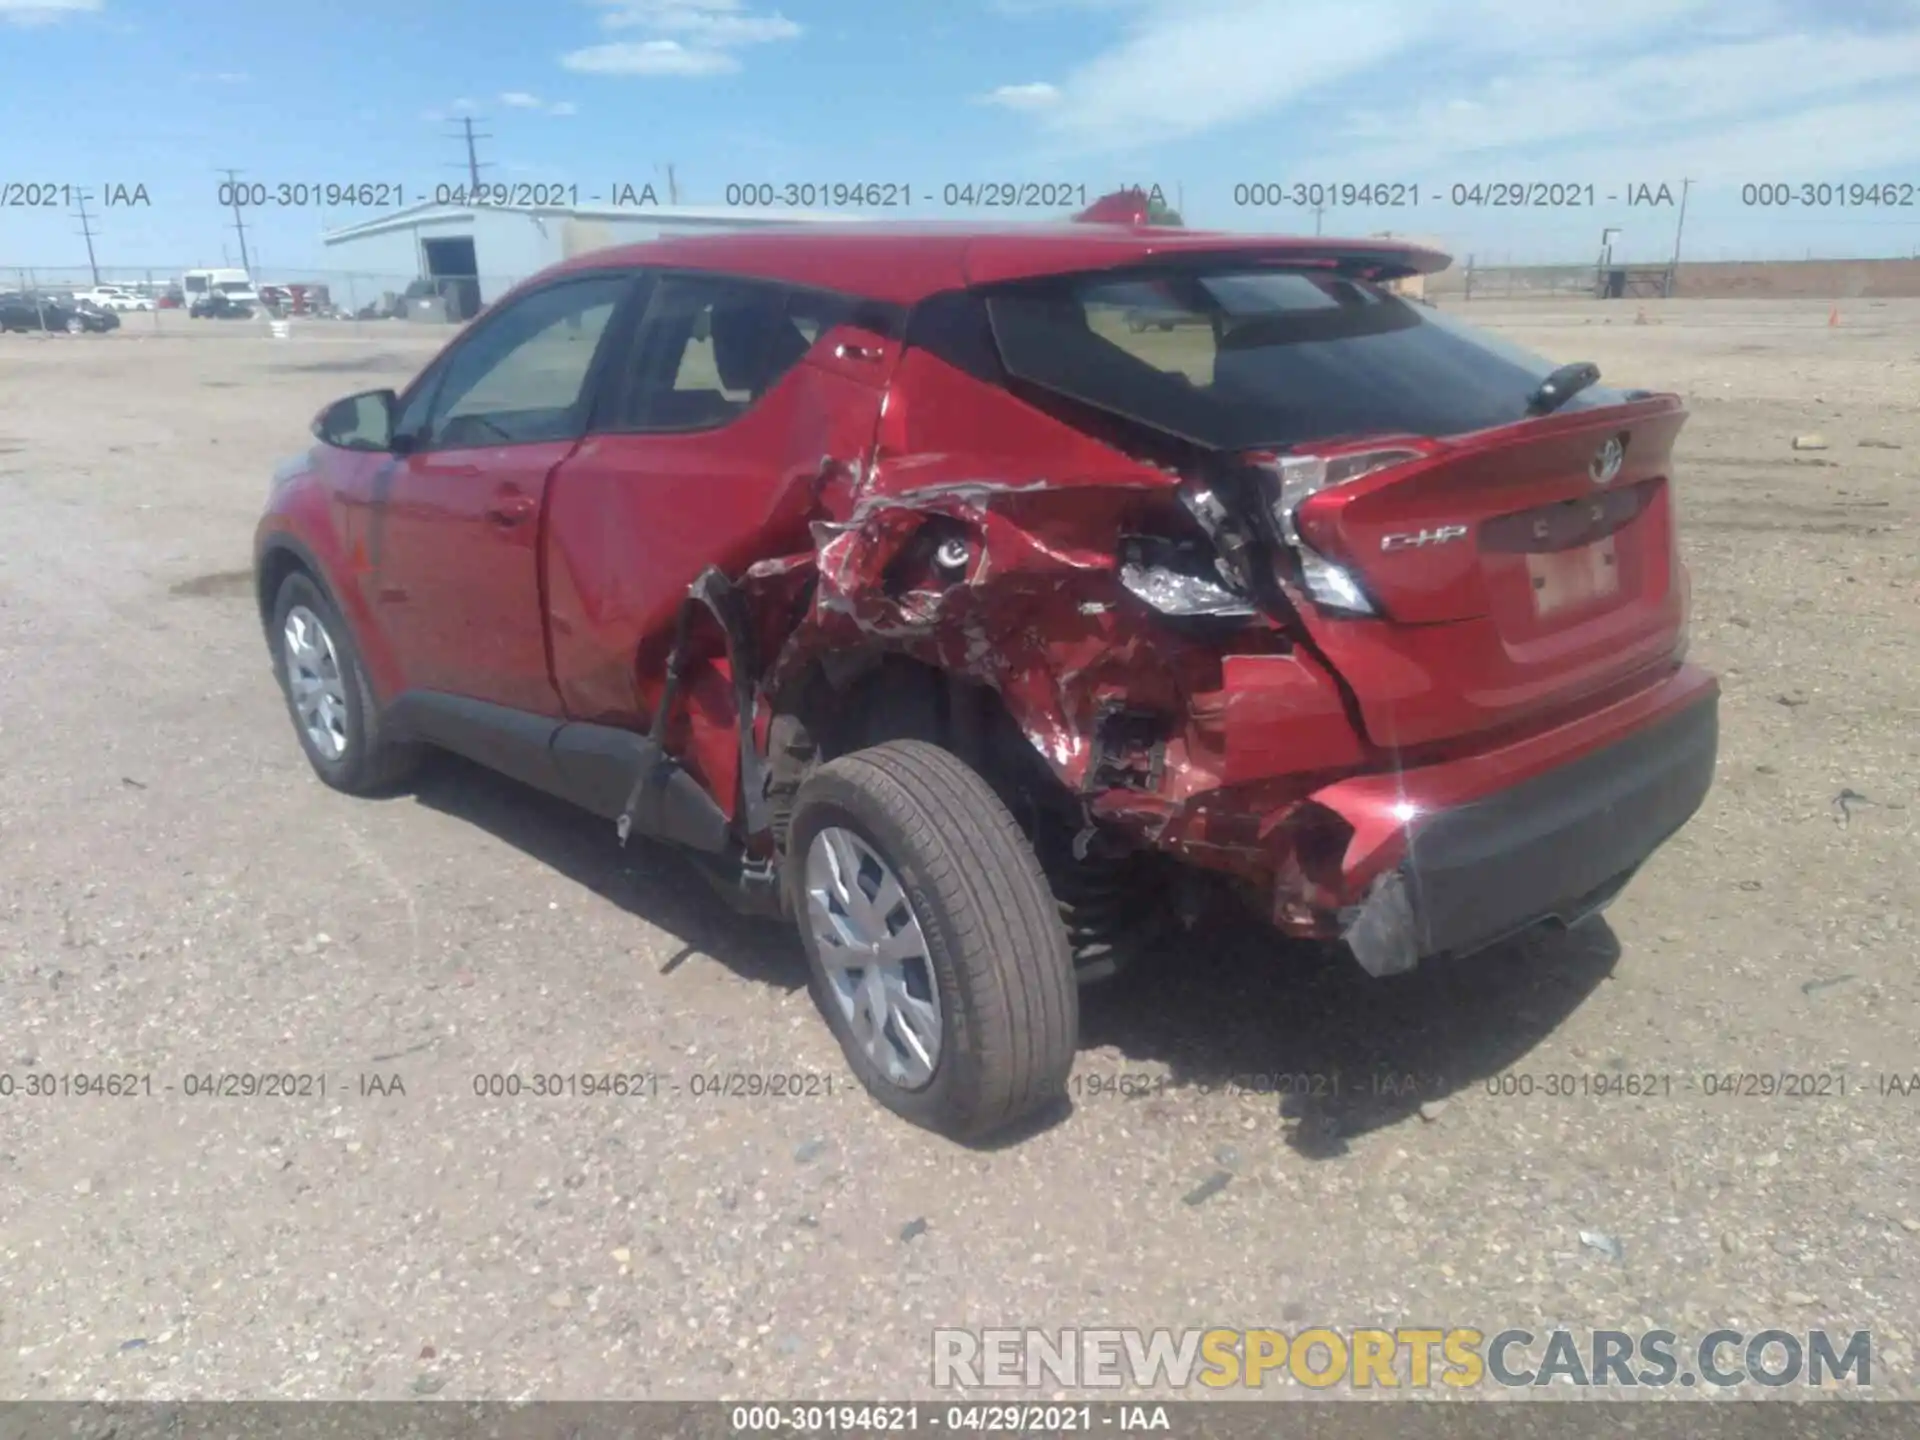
[[615, 276, 858, 432], [984, 266, 1631, 451]]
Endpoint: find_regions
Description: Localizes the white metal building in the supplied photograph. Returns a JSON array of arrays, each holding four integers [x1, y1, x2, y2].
[[319, 200, 856, 314]]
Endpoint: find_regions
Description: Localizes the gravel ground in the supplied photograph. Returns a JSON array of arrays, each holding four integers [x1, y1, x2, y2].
[[0, 300, 1915, 1403]]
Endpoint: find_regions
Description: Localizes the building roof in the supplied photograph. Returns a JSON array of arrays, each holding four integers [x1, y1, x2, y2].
[[321, 199, 865, 246], [545, 223, 1453, 304]]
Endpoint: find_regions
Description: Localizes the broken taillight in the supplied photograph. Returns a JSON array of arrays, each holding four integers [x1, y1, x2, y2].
[[1261, 446, 1426, 616]]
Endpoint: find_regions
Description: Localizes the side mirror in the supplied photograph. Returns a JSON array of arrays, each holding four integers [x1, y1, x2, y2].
[[313, 388, 399, 451]]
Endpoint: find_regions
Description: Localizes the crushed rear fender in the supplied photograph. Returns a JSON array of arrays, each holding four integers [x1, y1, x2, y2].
[[747, 456, 1372, 894]]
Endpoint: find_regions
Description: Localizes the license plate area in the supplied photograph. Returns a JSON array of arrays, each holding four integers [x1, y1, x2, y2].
[[1528, 537, 1619, 617]]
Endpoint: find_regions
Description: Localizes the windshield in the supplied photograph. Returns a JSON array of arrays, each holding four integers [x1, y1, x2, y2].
[[218, 281, 253, 294], [984, 265, 1633, 451]]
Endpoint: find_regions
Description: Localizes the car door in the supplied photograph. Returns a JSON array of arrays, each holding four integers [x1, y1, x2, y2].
[[541, 273, 902, 725], [366, 272, 640, 715]]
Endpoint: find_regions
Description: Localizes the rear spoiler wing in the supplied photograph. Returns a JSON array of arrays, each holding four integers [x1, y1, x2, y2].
[[1068, 190, 1450, 283]]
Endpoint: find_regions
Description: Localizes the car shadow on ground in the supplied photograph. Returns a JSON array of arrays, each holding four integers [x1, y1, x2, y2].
[[405, 754, 1620, 1155], [407, 754, 803, 994], [1081, 910, 1622, 1156]]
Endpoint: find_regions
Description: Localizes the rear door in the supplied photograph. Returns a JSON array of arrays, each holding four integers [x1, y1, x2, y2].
[[366, 272, 638, 714], [542, 272, 900, 726]]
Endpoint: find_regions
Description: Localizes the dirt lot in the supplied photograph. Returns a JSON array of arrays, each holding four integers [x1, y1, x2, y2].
[[1, 299, 1916, 1402]]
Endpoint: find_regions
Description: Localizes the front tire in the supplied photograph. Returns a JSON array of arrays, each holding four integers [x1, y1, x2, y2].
[[269, 571, 422, 795], [787, 740, 1078, 1140]]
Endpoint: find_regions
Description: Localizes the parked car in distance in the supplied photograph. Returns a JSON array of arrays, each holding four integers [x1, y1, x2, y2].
[[0, 291, 83, 333], [74, 285, 152, 312], [69, 298, 122, 332], [190, 291, 255, 320], [254, 217, 1719, 1140]]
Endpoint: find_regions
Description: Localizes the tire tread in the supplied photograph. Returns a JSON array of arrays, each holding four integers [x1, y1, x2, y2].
[[797, 740, 1076, 1137]]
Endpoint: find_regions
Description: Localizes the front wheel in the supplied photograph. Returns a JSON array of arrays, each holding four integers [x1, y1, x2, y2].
[[269, 571, 422, 794], [787, 740, 1078, 1140]]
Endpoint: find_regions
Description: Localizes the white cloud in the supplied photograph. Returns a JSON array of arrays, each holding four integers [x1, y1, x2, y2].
[[566, 0, 799, 77], [422, 97, 480, 123], [605, 5, 798, 43], [0, 0, 100, 25], [1002, 0, 1432, 154], [989, 0, 1920, 184], [562, 38, 738, 74], [989, 0, 1130, 11], [980, 81, 1061, 111], [499, 90, 578, 114], [1323, 23, 1920, 177]]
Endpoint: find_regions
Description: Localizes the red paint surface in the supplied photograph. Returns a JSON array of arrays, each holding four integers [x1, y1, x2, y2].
[[258, 223, 1706, 939]]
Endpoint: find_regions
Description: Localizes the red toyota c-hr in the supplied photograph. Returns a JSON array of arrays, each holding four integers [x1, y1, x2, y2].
[[255, 215, 1717, 1139]]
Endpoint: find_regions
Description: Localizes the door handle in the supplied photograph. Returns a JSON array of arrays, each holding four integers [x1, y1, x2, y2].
[[485, 494, 537, 526]]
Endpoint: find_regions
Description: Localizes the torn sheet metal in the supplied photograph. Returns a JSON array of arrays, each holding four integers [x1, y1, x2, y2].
[[739, 459, 1368, 930]]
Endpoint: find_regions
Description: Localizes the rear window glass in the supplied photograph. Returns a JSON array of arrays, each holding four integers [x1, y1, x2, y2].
[[984, 266, 1632, 451]]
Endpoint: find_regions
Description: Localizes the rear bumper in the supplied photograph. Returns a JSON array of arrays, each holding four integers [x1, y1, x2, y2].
[[1317, 666, 1719, 975]]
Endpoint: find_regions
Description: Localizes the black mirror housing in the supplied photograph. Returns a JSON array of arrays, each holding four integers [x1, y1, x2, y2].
[[313, 388, 399, 451]]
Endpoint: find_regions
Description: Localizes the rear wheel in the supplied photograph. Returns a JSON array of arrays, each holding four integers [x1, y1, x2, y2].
[[269, 571, 422, 794], [787, 740, 1078, 1140]]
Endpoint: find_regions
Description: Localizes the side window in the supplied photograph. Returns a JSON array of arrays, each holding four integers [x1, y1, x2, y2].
[[618, 276, 846, 432], [420, 276, 631, 449]]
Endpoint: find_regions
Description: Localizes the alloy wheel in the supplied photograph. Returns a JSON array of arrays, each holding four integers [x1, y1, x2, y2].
[[803, 826, 944, 1089], [282, 604, 351, 761]]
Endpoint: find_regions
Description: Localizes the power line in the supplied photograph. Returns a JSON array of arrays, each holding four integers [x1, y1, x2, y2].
[[72, 190, 100, 285], [218, 167, 254, 275]]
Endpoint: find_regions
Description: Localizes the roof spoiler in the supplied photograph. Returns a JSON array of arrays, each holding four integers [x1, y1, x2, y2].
[[1116, 243, 1453, 284]]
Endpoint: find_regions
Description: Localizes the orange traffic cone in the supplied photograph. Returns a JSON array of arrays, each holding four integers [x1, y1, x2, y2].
[[1829, 305, 1840, 327]]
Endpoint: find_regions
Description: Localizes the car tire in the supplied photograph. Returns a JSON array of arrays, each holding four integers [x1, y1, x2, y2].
[[787, 739, 1078, 1140], [269, 571, 422, 795]]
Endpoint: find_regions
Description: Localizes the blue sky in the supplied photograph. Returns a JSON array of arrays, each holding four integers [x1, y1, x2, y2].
[[4, 0, 1920, 277]]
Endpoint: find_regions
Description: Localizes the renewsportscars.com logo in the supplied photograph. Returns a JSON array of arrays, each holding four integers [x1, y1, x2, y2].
[[932, 1327, 1874, 1391]]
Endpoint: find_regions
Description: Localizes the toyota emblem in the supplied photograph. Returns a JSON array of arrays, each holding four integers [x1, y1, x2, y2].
[[1590, 436, 1625, 486]]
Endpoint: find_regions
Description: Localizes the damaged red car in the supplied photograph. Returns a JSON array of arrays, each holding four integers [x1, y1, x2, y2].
[[254, 217, 1718, 1139]]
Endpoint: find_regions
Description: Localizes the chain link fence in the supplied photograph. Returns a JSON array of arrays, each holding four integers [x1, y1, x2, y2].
[[1426, 262, 1621, 300], [2, 265, 532, 337]]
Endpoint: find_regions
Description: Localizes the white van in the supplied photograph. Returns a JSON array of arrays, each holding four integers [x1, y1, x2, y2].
[[181, 268, 259, 306]]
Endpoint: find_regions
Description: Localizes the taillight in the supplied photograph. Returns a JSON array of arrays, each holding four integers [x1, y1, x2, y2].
[[1262, 447, 1424, 616]]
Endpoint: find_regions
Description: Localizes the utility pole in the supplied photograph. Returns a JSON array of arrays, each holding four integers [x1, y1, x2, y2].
[[1667, 177, 1693, 297], [72, 190, 100, 285], [450, 116, 494, 194], [667, 162, 679, 205], [218, 167, 253, 275], [1312, 202, 1325, 235]]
